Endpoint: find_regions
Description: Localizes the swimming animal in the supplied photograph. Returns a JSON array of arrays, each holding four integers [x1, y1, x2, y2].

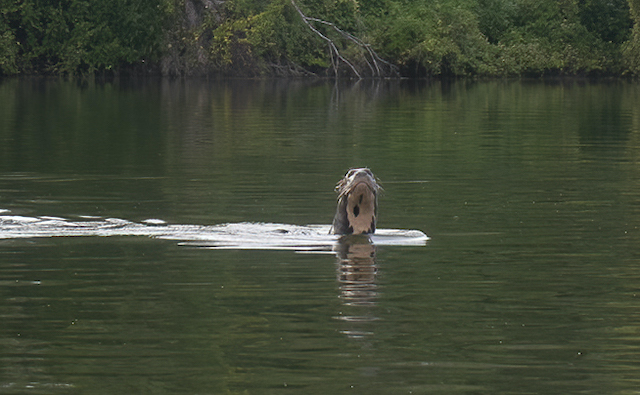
[[330, 168, 381, 235]]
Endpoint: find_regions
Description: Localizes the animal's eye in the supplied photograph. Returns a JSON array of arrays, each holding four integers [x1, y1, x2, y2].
[[346, 169, 356, 177]]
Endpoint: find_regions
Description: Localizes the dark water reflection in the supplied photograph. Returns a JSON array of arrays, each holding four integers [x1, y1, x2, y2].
[[1, 78, 640, 393], [334, 236, 379, 339]]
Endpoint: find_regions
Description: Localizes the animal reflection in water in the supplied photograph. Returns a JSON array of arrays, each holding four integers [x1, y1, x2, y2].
[[0, 168, 424, 339], [329, 168, 380, 310], [330, 169, 385, 338], [334, 235, 377, 305], [333, 235, 380, 339]]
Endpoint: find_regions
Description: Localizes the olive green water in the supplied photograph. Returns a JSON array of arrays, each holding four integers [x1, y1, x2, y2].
[[1, 78, 640, 394]]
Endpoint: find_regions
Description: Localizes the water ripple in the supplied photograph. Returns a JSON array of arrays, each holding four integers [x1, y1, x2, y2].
[[0, 210, 428, 251]]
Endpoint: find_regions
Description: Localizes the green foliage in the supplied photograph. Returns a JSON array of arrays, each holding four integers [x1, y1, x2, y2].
[[0, 0, 638, 77], [490, 0, 605, 75], [475, 0, 517, 44], [369, 1, 494, 76], [0, 0, 171, 75], [208, 0, 360, 75], [471, 0, 631, 76], [623, 0, 640, 74], [579, 0, 633, 44], [0, 2, 23, 75], [0, 19, 19, 75]]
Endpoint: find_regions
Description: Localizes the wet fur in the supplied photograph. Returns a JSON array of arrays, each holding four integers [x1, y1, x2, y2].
[[330, 168, 380, 235]]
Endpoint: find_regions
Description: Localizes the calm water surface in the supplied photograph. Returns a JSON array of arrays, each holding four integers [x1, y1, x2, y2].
[[1, 78, 640, 394]]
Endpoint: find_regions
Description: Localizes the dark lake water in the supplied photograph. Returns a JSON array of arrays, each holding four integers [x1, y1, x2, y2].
[[1, 78, 640, 394]]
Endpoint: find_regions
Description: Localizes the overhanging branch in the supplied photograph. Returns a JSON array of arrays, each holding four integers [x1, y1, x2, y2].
[[290, 0, 398, 79]]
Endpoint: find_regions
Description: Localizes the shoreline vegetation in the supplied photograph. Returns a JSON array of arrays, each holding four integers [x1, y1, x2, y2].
[[2, 0, 640, 79]]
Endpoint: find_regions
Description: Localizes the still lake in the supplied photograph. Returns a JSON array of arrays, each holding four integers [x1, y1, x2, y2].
[[1, 78, 639, 394]]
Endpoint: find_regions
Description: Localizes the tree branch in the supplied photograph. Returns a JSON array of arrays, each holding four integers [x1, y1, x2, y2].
[[290, 0, 398, 78]]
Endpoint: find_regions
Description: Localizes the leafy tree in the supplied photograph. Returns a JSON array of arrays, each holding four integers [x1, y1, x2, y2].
[[0, 0, 171, 75], [1, 0, 638, 77], [475, 0, 517, 44], [207, 0, 370, 76], [367, 0, 494, 77], [623, 0, 640, 74], [579, 0, 633, 44], [0, 2, 20, 75]]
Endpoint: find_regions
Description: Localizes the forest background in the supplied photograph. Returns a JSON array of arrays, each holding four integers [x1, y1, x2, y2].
[[2, 0, 640, 78]]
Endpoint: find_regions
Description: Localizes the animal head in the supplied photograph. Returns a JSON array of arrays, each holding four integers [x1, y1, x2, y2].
[[331, 168, 381, 235]]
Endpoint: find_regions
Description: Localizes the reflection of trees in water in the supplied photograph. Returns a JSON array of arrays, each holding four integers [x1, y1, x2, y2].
[[574, 83, 632, 158], [333, 235, 379, 339]]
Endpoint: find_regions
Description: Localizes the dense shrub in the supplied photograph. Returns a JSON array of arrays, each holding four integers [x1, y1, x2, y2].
[[207, 0, 328, 75], [1, 0, 638, 77], [623, 0, 640, 74], [0, 0, 171, 75], [367, 1, 494, 76]]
